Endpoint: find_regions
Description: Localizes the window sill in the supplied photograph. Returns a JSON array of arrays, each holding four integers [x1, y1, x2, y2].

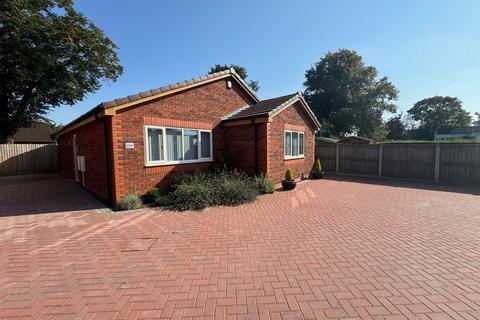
[[145, 159, 214, 167], [284, 156, 305, 161]]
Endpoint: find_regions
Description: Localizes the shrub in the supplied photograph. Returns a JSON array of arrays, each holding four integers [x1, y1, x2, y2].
[[117, 193, 143, 211], [255, 172, 275, 194], [155, 194, 174, 206], [172, 171, 215, 210], [144, 187, 161, 203], [213, 169, 258, 206], [284, 168, 293, 181], [314, 158, 322, 172], [144, 187, 174, 207], [172, 169, 258, 211]]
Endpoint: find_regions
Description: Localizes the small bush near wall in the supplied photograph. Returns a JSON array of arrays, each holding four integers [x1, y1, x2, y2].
[[214, 170, 259, 206], [172, 169, 258, 211], [173, 172, 215, 210], [144, 187, 174, 206], [144, 187, 161, 203], [117, 194, 143, 211], [255, 173, 275, 194]]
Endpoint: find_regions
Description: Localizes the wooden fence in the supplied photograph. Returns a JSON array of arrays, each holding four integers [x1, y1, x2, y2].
[[0, 144, 58, 176], [316, 143, 480, 185]]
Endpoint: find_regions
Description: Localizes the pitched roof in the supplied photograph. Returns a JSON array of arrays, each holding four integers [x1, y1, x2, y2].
[[56, 68, 259, 136], [11, 122, 55, 143], [100, 68, 258, 109], [223, 93, 297, 120], [436, 126, 480, 135], [222, 92, 321, 130]]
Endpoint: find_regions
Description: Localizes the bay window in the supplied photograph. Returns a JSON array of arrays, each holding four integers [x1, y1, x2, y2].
[[144, 125, 212, 166], [284, 130, 304, 159]]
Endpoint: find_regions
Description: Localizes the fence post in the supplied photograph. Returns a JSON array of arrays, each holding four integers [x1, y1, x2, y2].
[[434, 143, 440, 183], [335, 144, 340, 175], [378, 144, 383, 179]]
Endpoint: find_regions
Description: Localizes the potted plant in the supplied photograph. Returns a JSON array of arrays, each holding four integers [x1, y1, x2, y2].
[[281, 168, 296, 190], [312, 158, 324, 179]]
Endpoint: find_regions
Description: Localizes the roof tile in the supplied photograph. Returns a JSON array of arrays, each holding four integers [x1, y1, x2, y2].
[[116, 97, 129, 105], [139, 91, 152, 98], [223, 93, 298, 120], [102, 100, 116, 108]]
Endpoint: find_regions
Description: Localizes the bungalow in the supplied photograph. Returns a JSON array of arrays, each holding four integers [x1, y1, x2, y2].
[[56, 69, 321, 205]]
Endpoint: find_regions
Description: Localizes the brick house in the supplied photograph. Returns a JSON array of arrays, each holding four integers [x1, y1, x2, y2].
[[56, 69, 321, 205]]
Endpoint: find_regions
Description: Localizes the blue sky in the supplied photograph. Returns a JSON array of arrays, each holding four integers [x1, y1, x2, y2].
[[49, 0, 480, 124]]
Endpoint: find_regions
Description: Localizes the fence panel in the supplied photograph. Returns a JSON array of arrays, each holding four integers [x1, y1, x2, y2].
[[0, 144, 58, 176], [382, 144, 436, 180], [339, 144, 379, 176], [315, 144, 336, 171], [439, 144, 480, 184], [315, 142, 480, 185]]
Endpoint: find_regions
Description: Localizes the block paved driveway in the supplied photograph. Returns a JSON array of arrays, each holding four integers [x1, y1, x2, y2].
[[1, 175, 480, 319]]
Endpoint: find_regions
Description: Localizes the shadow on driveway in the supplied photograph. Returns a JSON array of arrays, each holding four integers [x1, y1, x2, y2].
[[0, 174, 108, 217]]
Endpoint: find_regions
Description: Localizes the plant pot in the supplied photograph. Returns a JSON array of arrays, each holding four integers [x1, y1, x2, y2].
[[282, 179, 297, 190], [312, 171, 324, 179]]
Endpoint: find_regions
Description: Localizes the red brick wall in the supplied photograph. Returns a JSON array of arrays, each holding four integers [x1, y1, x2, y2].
[[58, 119, 109, 202], [223, 122, 270, 175], [266, 101, 317, 183], [111, 79, 256, 203], [58, 133, 74, 180]]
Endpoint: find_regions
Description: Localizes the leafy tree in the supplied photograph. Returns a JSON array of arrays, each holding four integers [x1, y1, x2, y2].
[[0, 0, 123, 142], [304, 49, 398, 139], [407, 96, 471, 130], [209, 64, 259, 92], [473, 112, 480, 126], [385, 114, 407, 140], [402, 113, 417, 130], [51, 122, 64, 134]]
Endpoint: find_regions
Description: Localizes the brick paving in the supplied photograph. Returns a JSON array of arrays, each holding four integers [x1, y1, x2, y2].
[[1, 175, 480, 319]]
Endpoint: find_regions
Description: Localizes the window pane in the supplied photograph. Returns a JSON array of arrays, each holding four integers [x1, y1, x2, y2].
[[183, 129, 198, 160], [147, 128, 163, 161], [285, 132, 292, 156], [201, 131, 211, 158], [292, 132, 299, 156], [166, 128, 182, 161], [299, 133, 304, 155]]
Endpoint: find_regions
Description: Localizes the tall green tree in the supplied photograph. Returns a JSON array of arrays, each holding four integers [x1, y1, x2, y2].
[[304, 49, 398, 139], [407, 96, 471, 130], [0, 0, 123, 142], [473, 112, 480, 126], [385, 114, 407, 140], [209, 64, 259, 92]]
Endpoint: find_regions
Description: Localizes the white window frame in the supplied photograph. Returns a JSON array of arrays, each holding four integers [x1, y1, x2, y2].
[[144, 125, 213, 166], [284, 130, 305, 160]]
